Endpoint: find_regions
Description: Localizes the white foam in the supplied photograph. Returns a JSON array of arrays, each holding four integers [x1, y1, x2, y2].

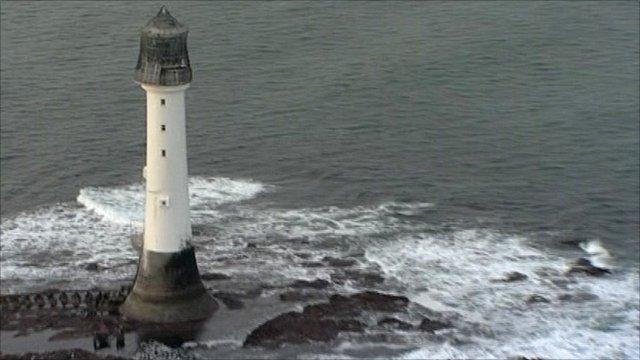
[[579, 239, 613, 269], [0, 176, 267, 291], [75, 176, 268, 226], [364, 230, 639, 359]]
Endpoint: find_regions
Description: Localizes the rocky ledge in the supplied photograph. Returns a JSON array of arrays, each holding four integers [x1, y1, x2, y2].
[[244, 290, 452, 348]]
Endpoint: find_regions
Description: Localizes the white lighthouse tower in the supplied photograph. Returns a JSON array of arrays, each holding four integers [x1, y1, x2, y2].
[[121, 6, 217, 323]]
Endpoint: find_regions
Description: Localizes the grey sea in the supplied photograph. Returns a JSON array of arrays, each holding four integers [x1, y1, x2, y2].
[[1, 1, 639, 359]]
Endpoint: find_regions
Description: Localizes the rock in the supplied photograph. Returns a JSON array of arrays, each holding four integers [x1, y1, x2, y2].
[[300, 261, 324, 268], [322, 256, 357, 267], [566, 258, 610, 277], [279, 291, 325, 302], [377, 317, 413, 330], [302, 295, 361, 318], [500, 272, 528, 282], [303, 291, 409, 318], [332, 271, 385, 286], [212, 292, 244, 310], [200, 272, 231, 281], [246, 290, 410, 348], [84, 262, 100, 271], [246, 242, 258, 249], [526, 294, 550, 304], [0, 349, 128, 360], [557, 292, 598, 302], [289, 279, 330, 289], [349, 291, 409, 312], [243, 311, 364, 348], [418, 317, 451, 332]]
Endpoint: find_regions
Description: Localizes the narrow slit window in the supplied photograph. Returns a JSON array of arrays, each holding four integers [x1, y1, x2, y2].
[[161, 125, 166, 131], [160, 99, 166, 106], [161, 149, 166, 157]]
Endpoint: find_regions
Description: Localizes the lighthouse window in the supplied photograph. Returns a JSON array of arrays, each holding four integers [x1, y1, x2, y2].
[[161, 125, 166, 131], [160, 99, 165, 106], [161, 149, 166, 157]]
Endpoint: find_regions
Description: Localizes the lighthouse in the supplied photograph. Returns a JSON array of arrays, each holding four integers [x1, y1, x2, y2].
[[121, 6, 217, 323]]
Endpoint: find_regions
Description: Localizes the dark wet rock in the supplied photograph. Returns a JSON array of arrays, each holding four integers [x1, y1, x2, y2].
[[349, 291, 409, 312], [279, 291, 326, 302], [303, 291, 409, 318], [322, 256, 357, 267], [418, 317, 451, 332], [557, 292, 598, 302], [246, 242, 258, 249], [289, 279, 330, 289], [526, 294, 550, 304], [300, 261, 324, 268], [354, 271, 385, 286], [212, 292, 244, 310], [245, 291, 410, 348], [498, 271, 528, 282], [243, 311, 365, 348], [84, 262, 100, 271], [566, 258, 610, 277], [377, 317, 413, 330], [330, 270, 385, 286], [200, 272, 231, 281], [0, 349, 127, 360]]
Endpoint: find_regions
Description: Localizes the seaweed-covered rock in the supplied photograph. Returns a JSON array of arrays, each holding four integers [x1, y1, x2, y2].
[[377, 317, 413, 330], [300, 261, 324, 268], [245, 291, 409, 348], [289, 279, 330, 289], [418, 317, 451, 332], [331, 270, 385, 286], [243, 311, 364, 348], [322, 256, 357, 267], [303, 291, 409, 318], [279, 291, 325, 302]]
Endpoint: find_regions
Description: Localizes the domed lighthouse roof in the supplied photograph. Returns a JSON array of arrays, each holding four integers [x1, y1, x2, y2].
[[134, 6, 192, 86]]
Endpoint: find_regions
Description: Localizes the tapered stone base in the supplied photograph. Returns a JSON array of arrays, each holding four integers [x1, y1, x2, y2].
[[121, 246, 218, 323]]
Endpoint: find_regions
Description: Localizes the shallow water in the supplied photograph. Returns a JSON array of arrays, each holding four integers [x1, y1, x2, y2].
[[1, 1, 639, 358]]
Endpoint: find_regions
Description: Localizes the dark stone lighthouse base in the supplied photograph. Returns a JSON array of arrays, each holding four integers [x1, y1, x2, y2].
[[121, 246, 218, 323]]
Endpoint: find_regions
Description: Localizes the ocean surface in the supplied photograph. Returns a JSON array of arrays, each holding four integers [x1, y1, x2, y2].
[[1, 1, 639, 359]]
